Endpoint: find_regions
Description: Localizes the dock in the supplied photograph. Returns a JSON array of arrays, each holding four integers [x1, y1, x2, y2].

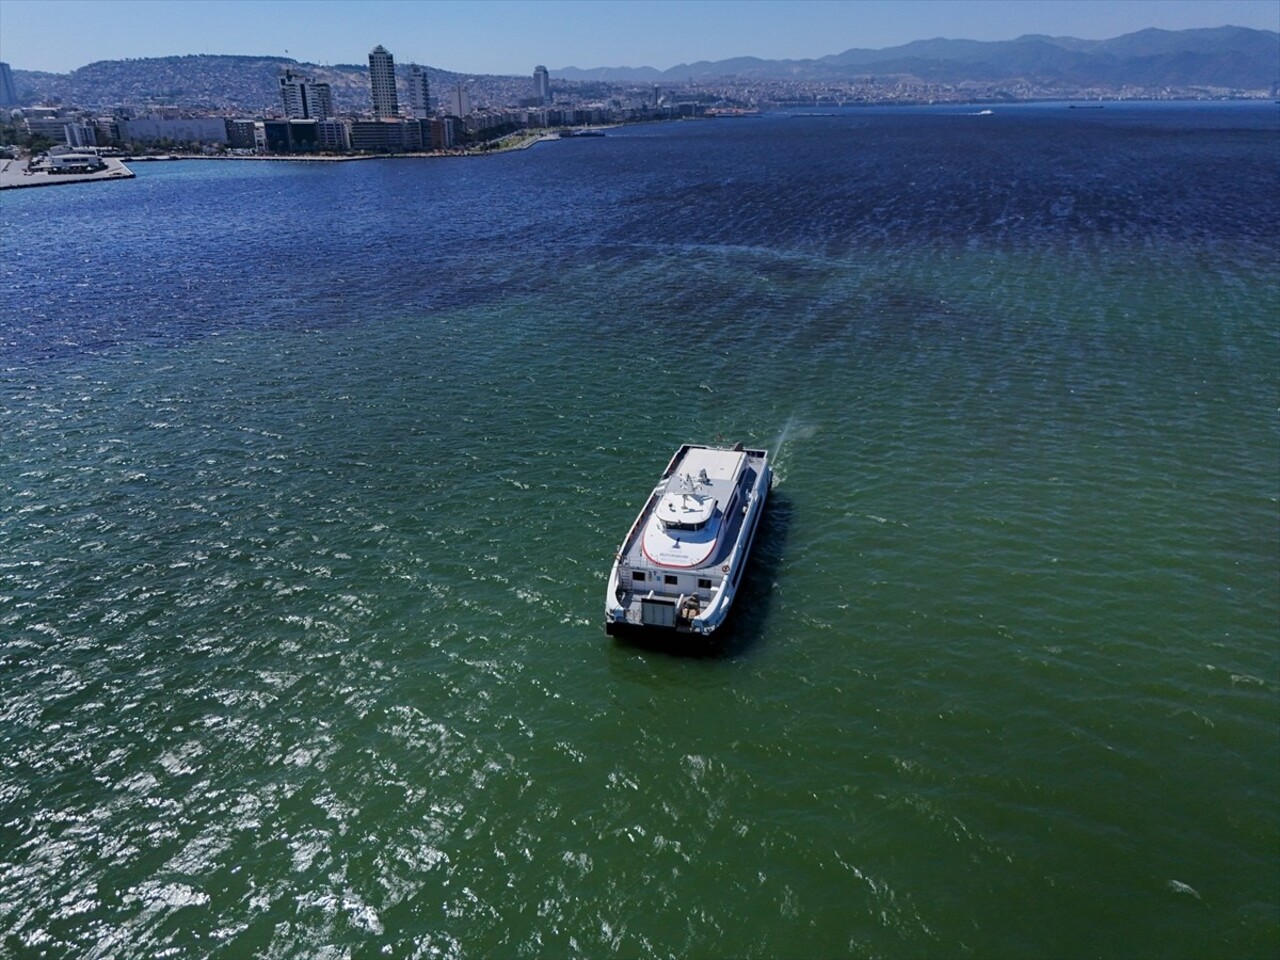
[[0, 156, 135, 190]]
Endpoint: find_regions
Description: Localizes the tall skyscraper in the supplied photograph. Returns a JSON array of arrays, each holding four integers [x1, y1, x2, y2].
[[368, 45, 398, 120], [447, 84, 471, 118], [0, 62, 18, 107], [533, 65, 550, 103], [407, 64, 430, 118], [278, 70, 332, 120]]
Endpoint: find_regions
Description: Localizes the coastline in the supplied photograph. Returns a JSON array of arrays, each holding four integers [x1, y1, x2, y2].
[[0, 129, 578, 189], [176, 129, 569, 160], [2, 103, 1267, 188]]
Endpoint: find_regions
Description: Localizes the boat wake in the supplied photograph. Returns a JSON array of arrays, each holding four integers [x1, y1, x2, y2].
[[771, 415, 815, 484]]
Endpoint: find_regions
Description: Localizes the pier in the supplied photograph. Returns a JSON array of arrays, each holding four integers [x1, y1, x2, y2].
[[0, 156, 135, 190]]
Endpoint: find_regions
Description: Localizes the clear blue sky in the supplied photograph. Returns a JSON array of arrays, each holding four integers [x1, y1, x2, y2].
[[1, 0, 1276, 75]]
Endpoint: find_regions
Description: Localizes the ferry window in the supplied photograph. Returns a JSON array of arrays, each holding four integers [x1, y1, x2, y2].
[[698, 578, 712, 589], [664, 575, 678, 585], [631, 571, 646, 582], [666, 519, 704, 532]]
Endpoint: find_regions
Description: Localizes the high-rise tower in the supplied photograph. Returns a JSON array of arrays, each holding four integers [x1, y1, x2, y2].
[[0, 62, 18, 108], [533, 65, 550, 103], [279, 70, 332, 120], [407, 64, 430, 118], [368, 45, 399, 120], [447, 84, 471, 118]]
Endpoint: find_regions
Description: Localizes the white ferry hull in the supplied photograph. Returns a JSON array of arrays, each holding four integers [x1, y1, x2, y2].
[[605, 443, 771, 638]]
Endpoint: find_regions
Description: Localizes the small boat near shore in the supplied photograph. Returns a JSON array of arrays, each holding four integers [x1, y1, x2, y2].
[[606, 443, 771, 638]]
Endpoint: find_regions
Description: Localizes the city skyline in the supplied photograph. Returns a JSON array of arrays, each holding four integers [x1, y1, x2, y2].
[[0, 0, 1276, 76]]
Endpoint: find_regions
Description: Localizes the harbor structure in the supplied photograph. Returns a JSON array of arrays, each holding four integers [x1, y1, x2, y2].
[[368, 45, 399, 119]]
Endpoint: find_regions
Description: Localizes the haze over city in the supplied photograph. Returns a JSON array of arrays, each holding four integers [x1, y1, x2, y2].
[[1, 0, 1277, 75]]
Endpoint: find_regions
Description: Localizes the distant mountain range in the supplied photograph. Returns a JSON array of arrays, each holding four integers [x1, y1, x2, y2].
[[7, 26, 1278, 112], [555, 27, 1280, 89]]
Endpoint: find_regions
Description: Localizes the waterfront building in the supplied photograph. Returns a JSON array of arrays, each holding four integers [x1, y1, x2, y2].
[[279, 70, 333, 120], [369, 45, 399, 120], [428, 117, 456, 150], [0, 62, 17, 107], [226, 119, 258, 150], [349, 120, 387, 153], [408, 65, 431, 118], [400, 119, 424, 151], [119, 116, 230, 146], [253, 118, 349, 154], [349, 118, 422, 153], [316, 119, 351, 152], [262, 119, 321, 153], [533, 65, 550, 103], [262, 119, 292, 153]]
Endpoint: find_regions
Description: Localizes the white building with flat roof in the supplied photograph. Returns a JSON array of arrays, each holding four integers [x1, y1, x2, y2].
[[48, 153, 105, 172]]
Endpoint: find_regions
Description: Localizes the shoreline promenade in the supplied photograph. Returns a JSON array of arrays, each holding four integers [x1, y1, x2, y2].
[[0, 130, 573, 189], [0, 147, 512, 189]]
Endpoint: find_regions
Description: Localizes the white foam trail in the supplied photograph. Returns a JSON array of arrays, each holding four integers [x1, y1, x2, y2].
[[772, 415, 816, 462], [774, 415, 798, 455]]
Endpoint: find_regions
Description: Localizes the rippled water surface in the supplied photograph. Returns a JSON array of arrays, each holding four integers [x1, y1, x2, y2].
[[2, 103, 1278, 959]]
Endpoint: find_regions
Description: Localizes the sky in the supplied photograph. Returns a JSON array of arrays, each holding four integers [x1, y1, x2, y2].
[[0, 0, 1276, 75]]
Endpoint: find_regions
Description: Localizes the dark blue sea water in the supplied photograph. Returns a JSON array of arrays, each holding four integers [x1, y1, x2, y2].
[[2, 102, 1278, 959]]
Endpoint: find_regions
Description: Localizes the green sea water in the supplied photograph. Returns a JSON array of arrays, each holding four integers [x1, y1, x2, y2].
[[1, 105, 1277, 958]]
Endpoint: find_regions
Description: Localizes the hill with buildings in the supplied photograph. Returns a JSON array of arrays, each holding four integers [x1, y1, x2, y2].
[[556, 27, 1280, 90], [5, 26, 1277, 114], [5, 55, 527, 113]]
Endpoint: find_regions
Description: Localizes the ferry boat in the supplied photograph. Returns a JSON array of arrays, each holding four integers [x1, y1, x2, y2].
[[605, 443, 771, 637]]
